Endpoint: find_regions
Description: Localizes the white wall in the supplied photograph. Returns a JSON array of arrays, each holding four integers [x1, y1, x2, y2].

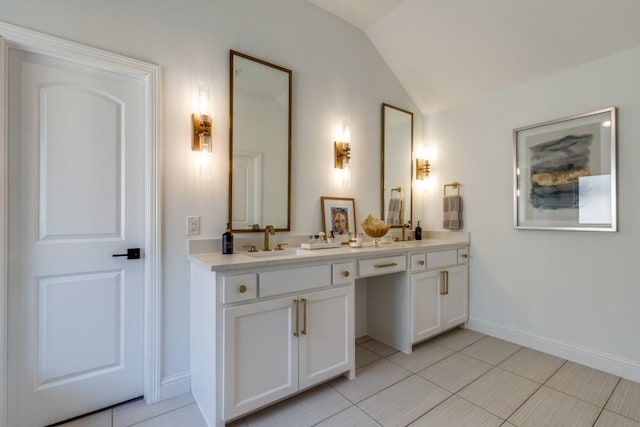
[[0, 0, 421, 393], [423, 46, 640, 380]]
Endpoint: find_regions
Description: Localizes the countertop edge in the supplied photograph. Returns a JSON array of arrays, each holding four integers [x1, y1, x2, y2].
[[189, 239, 469, 272]]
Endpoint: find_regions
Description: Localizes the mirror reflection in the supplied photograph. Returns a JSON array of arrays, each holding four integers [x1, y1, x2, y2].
[[229, 51, 292, 231], [381, 103, 413, 227]]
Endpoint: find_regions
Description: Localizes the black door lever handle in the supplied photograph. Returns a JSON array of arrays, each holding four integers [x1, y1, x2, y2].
[[112, 248, 141, 260]]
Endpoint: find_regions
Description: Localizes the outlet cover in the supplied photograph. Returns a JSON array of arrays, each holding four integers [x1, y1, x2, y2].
[[186, 216, 200, 235]]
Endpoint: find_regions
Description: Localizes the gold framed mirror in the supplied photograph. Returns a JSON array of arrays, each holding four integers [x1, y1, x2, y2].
[[381, 103, 413, 227], [229, 50, 292, 232]]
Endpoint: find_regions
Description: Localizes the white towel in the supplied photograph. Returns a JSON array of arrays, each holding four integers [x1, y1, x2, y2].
[[443, 195, 463, 229], [387, 198, 402, 225]]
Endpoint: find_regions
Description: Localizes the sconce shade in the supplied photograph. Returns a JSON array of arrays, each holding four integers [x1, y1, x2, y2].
[[416, 158, 430, 180], [198, 82, 210, 115]]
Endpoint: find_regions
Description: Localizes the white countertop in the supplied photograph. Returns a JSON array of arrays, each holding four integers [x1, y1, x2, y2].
[[189, 238, 469, 272]]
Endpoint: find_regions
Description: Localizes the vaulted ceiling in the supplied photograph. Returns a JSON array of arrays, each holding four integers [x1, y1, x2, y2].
[[308, 0, 640, 114]]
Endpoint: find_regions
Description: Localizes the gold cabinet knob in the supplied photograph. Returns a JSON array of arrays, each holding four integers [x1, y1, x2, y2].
[[342, 271, 350, 277], [239, 285, 247, 293], [461, 253, 468, 258], [418, 260, 425, 266]]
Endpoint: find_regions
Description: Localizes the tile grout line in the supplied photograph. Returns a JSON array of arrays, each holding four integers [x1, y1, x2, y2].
[[345, 365, 413, 405], [540, 360, 624, 412], [127, 403, 199, 427], [449, 347, 545, 422], [355, 343, 383, 369], [435, 333, 488, 353], [352, 333, 493, 426], [591, 376, 622, 427], [449, 392, 507, 423], [389, 391, 458, 427], [327, 368, 406, 407], [498, 359, 569, 424], [342, 338, 469, 426], [376, 332, 507, 426], [321, 404, 382, 427], [381, 347, 453, 374], [246, 330, 638, 427], [462, 353, 570, 423], [458, 345, 523, 368], [116, 396, 197, 427]]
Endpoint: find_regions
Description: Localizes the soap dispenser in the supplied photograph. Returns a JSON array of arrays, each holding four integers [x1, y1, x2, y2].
[[222, 223, 234, 254], [415, 221, 422, 241]]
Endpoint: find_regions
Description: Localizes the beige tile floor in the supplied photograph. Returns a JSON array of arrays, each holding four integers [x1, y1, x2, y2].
[[58, 328, 640, 427]]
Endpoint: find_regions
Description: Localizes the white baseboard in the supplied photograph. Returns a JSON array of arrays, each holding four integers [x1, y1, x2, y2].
[[468, 316, 640, 383], [160, 371, 191, 400]]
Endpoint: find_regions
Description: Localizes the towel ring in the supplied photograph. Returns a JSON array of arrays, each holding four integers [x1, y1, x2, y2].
[[444, 182, 461, 196]]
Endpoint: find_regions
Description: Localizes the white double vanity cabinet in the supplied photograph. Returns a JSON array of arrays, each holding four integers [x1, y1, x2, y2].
[[189, 238, 469, 426]]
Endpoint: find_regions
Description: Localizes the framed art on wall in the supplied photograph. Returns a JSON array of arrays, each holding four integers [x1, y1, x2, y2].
[[514, 107, 617, 231], [321, 196, 356, 241]]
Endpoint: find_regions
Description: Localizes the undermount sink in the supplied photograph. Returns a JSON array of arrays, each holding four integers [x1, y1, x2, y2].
[[245, 249, 299, 258]]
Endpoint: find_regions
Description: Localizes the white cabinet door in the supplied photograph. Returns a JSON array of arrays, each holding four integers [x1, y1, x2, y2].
[[222, 297, 298, 421], [298, 286, 353, 389], [442, 265, 469, 329], [411, 270, 443, 343]]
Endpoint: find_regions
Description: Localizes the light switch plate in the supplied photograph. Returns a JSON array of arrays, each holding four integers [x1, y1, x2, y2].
[[186, 216, 200, 235]]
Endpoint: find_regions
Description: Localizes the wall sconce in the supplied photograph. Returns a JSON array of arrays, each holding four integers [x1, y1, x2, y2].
[[192, 82, 213, 175], [334, 141, 351, 169], [335, 120, 351, 169], [416, 158, 431, 180], [335, 121, 351, 186]]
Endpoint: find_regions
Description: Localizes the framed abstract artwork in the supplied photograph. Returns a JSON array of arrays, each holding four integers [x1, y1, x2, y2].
[[514, 107, 617, 231], [321, 196, 356, 241]]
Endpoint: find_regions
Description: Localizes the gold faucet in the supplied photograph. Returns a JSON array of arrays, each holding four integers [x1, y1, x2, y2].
[[263, 225, 275, 251], [402, 222, 411, 241]]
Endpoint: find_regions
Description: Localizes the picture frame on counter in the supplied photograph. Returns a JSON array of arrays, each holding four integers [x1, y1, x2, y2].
[[321, 196, 356, 242], [513, 107, 617, 231]]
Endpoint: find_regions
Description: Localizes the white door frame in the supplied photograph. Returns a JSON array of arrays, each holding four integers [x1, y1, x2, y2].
[[0, 21, 162, 427]]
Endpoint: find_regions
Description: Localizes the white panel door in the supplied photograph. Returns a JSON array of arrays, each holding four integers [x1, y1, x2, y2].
[[411, 270, 443, 343], [7, 48, 146, 427], [298, 286, 353, 389], [231, 150, 262, 229], [442, 265, 469, 329], [222, 297, 298, 421]]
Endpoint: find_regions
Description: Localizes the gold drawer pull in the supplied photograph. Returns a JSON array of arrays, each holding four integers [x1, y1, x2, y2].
[[238, 285, 247, 293], [342, 271, 350, 277], [418, 260, 425, 266], [444, 271, 449, 295], [293, 299, 299, 337], [301, 298, 307, 335], [374, 262, 398, 268]]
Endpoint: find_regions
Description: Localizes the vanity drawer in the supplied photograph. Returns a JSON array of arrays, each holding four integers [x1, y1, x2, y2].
[[222, 273, 258, 304], [410, 254, 426, 272], [426, 250, 458, 269], [332, 262, 354, 285], [458, 248, 469, 264], [358, 255, 406, 278], [260, 265, 331, 297]]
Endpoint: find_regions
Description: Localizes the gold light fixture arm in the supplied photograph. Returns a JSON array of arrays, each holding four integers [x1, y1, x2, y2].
[[192, 113, 212, 151], [334, 141, 351, 169], [416, 158, 431, 180]]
